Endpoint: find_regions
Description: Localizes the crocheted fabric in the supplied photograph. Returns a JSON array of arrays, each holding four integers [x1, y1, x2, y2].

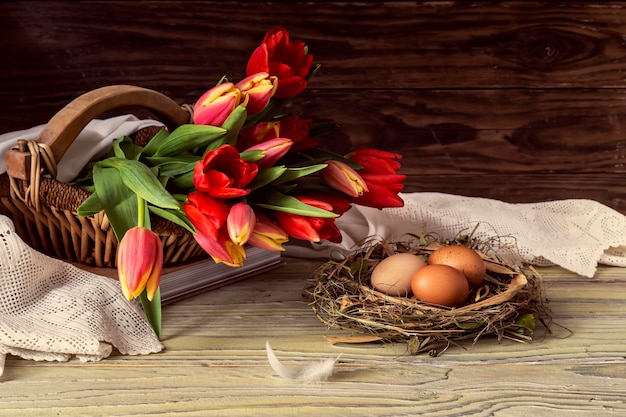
[[287, 192, 626, 278], [0, 215, 163, 378]]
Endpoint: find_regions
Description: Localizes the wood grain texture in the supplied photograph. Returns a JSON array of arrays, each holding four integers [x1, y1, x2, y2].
[[1, 259, 625, 416], [2, 1, 625, 211]]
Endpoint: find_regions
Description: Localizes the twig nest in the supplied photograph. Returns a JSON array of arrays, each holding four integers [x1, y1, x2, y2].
[[307, 236, 551, 356]]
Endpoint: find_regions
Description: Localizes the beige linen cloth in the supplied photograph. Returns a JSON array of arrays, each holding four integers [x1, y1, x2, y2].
[[2, 116, 626, 378]]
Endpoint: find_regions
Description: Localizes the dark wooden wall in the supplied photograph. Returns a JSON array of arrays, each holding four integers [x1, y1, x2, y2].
[[2, 1, 626, 211]]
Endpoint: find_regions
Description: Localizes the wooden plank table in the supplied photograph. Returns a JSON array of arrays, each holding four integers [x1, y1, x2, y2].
[[1, 258, 625, 416]]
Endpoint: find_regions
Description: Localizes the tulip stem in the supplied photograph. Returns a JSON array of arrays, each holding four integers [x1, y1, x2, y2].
[[137, 196, 147, 228]]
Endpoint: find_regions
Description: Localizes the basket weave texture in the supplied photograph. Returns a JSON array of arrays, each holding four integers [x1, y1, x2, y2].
[[0, 85, 206, 268], [0, 126, 205, 267]]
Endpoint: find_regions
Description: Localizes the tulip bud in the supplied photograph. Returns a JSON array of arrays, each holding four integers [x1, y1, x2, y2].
[[244, 138, 293, 168], [247, 214, 289, 251], [235, 72, 278, 115], [320, 160, 368, 197], [117, 226, 163, 301], [227, 202, 257, 245], [193, 82, 249, 126]]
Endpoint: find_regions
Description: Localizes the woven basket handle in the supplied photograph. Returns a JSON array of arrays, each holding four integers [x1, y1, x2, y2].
[[6, 84, 191, 181]]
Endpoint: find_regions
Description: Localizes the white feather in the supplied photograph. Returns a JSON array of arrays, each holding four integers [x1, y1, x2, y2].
[[266, 341, 341, 382]]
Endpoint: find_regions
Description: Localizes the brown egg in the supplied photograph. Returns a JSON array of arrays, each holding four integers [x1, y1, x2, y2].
[[427, 245, 486, 288], [370, 253, 426, 297], [411, 264, 470, 307]]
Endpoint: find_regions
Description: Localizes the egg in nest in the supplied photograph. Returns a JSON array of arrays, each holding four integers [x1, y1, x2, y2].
[[370, 253, 426, 297]]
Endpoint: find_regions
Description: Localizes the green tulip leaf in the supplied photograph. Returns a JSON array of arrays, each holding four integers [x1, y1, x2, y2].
[[251, 190, 337, 218], [100, 158, 180, 210], [220, 105, 247, 146], [296, 148, 361, 169], [92, 164, 139, 240], [140, 288, 162, 339], [148, 205, 196, 234], [275, 164, 327, 184], [248, 166, 288, 190], [154, 124, 227, 157], [239, 149, 265, 162], [141, 128, 171, 156], [143, 156, 199, 177], [76, 192, 104, 216], [112, 136, 143, 160], [169, 170, 195, 193]]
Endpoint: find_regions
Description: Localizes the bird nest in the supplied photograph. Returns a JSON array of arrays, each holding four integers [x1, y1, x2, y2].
[[307, 235, 552, 356]]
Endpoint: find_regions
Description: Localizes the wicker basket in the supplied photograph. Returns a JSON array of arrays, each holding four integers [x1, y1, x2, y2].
[[0, 85, 207, 267]]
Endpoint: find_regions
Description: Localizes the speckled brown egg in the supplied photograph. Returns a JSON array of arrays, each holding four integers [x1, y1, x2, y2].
[[370, 253, 426, 297], [427, 245, 486, 288], [410, 264, 470, 307]]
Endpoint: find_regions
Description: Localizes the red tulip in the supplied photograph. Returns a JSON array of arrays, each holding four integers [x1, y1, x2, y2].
[[347, 148, 402, 175], [321, 160, 368, 197], [237, 120, 281, 150], [184, 192, 246, 266], [184, 192, 230, 240], [117, 226, 163, 301], [246, 26, 314, 98], [193, 144, 258, 198], [350, 173, 406, 209], [244, 137, 293, 168], [227, 202, 257, 245], [235, 72, 277, 115], [277, 115, 318, 152], [247, 213, 289, 251], [274, 193, 349, 243], [193, 82, 248, 127], [346, 148, 405, 209]]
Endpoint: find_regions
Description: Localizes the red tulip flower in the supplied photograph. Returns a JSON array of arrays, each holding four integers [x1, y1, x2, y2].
[[117, 226, 163, 301], [227, 202, 257, 245], [184, 192, 246, 266], [246, 26, 314, 98], [193, 144, 258, 198], [275, 193, 349, 243], [244, 137, 293, 169], [235, 72, 278, 115], [321, 160, 368, 197], [347, 148, 402, 175], [350, 173, 406, 209], [346, 148, 406, 209], [247, 213, 289, 251], [193, 82, 249, 127]]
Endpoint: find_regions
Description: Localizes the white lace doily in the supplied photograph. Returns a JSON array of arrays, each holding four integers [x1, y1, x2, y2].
[[0, 215, 163, 378], [286, 192, 626, 278]]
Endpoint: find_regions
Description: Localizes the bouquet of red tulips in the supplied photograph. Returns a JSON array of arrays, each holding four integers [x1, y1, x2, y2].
[[75, 27, 406, 337]]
